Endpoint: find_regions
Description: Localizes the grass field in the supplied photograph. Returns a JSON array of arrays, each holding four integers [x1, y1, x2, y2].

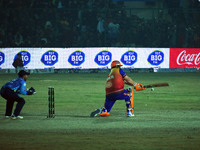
[[0, 72, 200, 150]]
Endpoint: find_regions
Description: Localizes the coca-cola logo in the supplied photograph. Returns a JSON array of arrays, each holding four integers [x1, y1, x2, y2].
[[177, 50, 200, 65]]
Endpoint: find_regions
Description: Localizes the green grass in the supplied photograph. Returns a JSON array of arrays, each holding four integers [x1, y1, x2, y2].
[[0, 72, 200, 150]]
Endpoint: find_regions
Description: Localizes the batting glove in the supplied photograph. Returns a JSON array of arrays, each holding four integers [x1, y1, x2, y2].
[[134, 83, 146, 91]]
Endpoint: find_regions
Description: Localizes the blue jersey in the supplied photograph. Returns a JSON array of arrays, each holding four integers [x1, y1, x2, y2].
[[3, 77, 27, 95]]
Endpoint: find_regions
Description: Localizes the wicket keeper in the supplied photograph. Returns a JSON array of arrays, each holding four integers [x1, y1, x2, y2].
[[0, 70, 36, 119], [90, 60, 145, 117]]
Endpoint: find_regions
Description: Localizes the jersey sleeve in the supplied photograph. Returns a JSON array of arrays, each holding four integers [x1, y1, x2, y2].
[[119, 68, 126, 78], [19, 80, 27, 95]]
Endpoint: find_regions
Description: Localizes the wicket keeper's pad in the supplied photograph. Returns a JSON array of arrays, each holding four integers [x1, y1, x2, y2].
[[131, 88, 134, 114]]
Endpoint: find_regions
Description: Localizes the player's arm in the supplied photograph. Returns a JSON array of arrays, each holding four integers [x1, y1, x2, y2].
[[120, 68, 145, 91], [119, 68, 137, 86], [19, 81, 27, 95], [124, 75, 136, 86], [124, 75, 146, 91], [18, 80, 36, 95]]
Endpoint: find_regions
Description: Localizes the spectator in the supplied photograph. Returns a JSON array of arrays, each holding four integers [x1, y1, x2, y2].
[[40, 38, 48, 46], [107, 19, 120, 46], [0, 25, 5, 46], [97, 16, 105, 46], [57, 0, 63, 8], [87, 0, 95, 9], [12, 53, 24, 73], [43, 21, 55, 45], [14, 31, 24, 46]]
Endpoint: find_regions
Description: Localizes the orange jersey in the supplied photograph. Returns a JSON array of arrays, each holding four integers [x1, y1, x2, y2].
[[106, 68, 126, 95]]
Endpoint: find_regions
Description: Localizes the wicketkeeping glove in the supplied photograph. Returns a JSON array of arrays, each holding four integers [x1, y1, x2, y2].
[[134, 83, 146, 91], [27, 87, 36, 95]]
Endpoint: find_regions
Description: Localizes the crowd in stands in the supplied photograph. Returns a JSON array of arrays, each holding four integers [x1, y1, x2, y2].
[[0, 0, 200, 48]]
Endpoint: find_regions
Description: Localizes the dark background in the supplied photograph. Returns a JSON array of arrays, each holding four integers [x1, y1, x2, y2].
[[0, 0, 200, 48]]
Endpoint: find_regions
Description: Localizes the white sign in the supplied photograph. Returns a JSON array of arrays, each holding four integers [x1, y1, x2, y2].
[[0, 48, 170, 69]]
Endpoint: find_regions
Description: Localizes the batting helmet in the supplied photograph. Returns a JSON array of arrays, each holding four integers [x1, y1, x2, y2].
[[111, 60, 122, 68]]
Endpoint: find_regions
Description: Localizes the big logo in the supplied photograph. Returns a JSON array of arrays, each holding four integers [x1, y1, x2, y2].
[[41, 50, 58, 66], [94, 50, 112, 66], [68, 50, 85, 66], [147, 50, 164, 66], [0, 51, 5, 66], [121, 50, 137, 66], [14, 50, 31, 66]]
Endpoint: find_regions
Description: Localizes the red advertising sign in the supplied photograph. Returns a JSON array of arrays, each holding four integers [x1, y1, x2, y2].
[[170, 48, 200, 68]]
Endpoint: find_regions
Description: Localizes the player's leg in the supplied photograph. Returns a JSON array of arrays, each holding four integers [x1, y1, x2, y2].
[[0, 87, 15, 117], [100, 97, 116, 117], [90, 90, 133, 117], [125, 98, 134, 117], [90, 96, 116, 117], [125, 87, 134, 115], [2, 87, 25, 119], [115, 89, 134, 117], [13, 97, 25, 117], [5, 100, 15, 116]]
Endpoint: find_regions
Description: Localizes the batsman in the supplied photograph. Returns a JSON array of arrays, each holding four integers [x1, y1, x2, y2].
[[91, 60, 146, 117]]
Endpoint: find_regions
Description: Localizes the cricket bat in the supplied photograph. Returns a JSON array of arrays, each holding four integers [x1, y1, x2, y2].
[[143, 83, 169, 88]]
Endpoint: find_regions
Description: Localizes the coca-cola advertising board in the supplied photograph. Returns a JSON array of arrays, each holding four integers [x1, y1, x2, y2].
[[170, 48, 200, 68]]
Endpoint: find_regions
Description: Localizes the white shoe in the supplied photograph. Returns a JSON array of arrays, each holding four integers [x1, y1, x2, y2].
[[11, 115, 23, 120], [5, 116, 10, 119], [127, 111, 135, 117], [16, 116, 23, 119], [127, 107, 134, 117]]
